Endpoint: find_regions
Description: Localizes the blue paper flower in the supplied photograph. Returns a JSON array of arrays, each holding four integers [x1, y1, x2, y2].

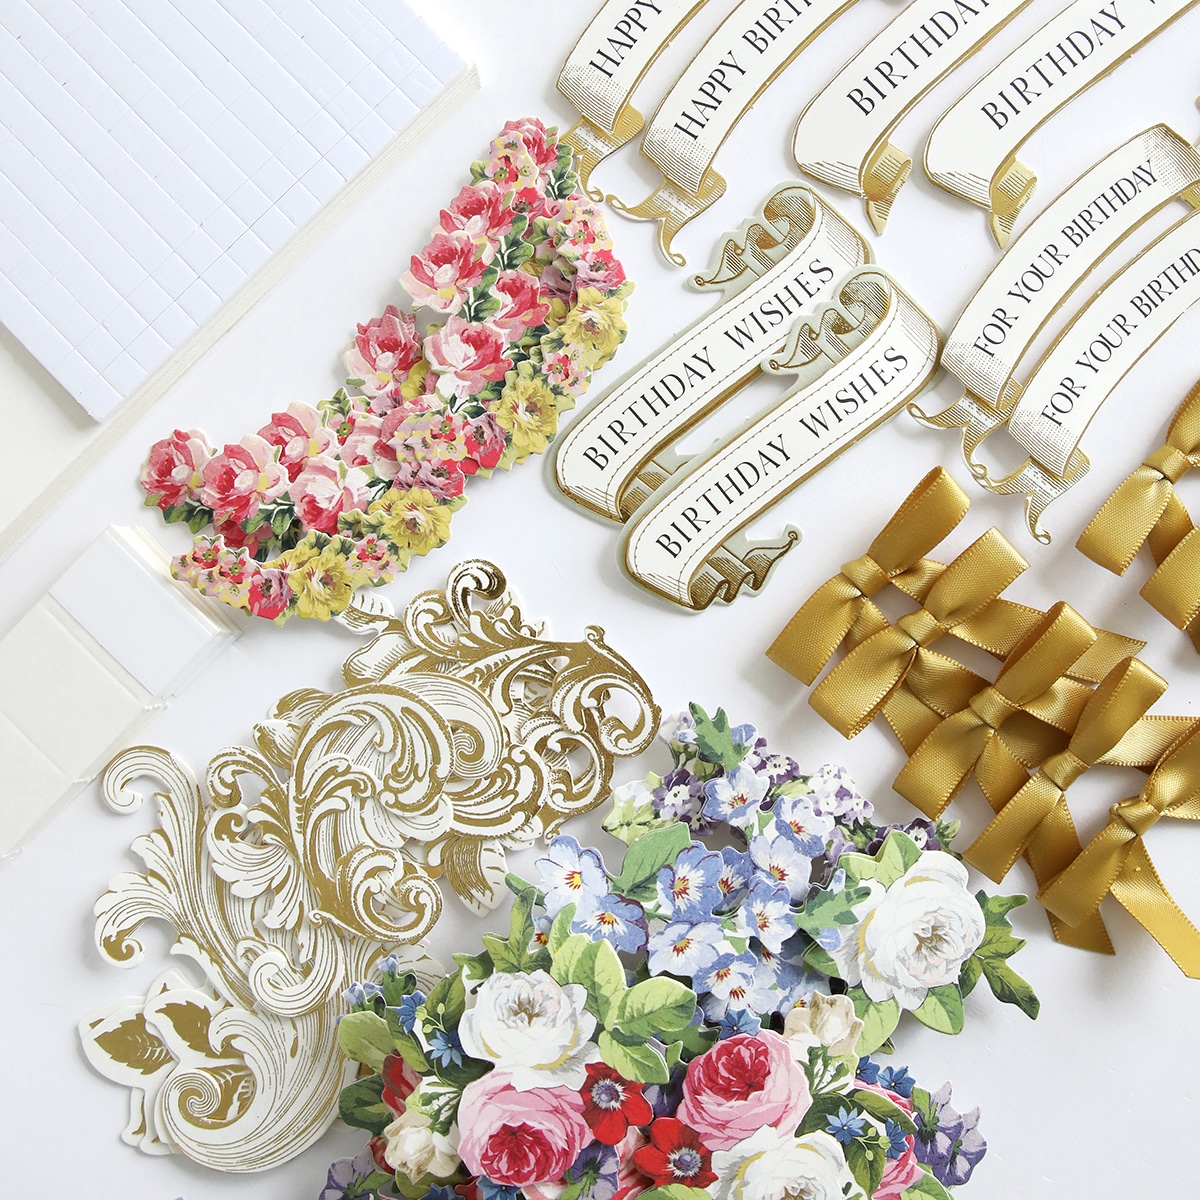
[[826, 1106, 867, 1145], [575, 892, 648, 953], [428, 1027, 463, 1068], [702, 764, 770, 828], [657, 843, 724, 920], [395, 990, 424, 1035], [885, 1118, 910, 1160], [647, 919, 725, 976], [717, 1008, 762, 1039], [748, 830, 815, 902], [733, 876, 795, 953], [537, 835, 609, 918], [340, 981, 383, 1009], [772, 794, 835, 858], [878, 1065, 915, 1099]]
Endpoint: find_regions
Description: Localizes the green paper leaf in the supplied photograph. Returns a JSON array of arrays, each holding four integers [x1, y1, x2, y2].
[[551, 933, 626, 1023], [840, 831, 923, 888], [669, 1019, 720, 1058], [688, 702, 749, 770], [609, 822, 691, 902], [979, 955, 1041, 1019], [597, 1028, 669, 1084], [638, 1187, 712, 1200], [380, 970, 418, 1008], [413, 1075, 463, 1136], [794, 882, 871, 940], [912, 984, 964, 1035], [603, 782, 671, 847], [845, 1129, 889, 1197], [611, 976, 697, 1039], [803, 941, 841, 977], [454, 951, 494, 990], [901, 1168, 956, 1200], [338, 1074, 390, 1136], [957, 954, 982, 999], [384, 1007, 430, 1073], [422, 970, 466, 1031], [549, 904, 576, 955], [851, 1088, 918, 1134], [337, 1011, 393, 1072], [797, 1091, 854, 1137], [849, 987, 901, 1055]]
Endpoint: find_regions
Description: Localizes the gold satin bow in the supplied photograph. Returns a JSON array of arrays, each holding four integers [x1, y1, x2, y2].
[[766, 467, 969, 684], [809, 528, 1028, 737], [1039, 726, 1200, 978], [1077, 379, 1200, 650], [892, 603, 1097, 820]]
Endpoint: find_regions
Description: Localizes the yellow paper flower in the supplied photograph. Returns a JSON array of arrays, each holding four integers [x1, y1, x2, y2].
[[557, 287, 626, 367], [495, 369, 560, 462], [377, 487, 455, 556], [400, 358, 433, 401], [275, 541, 355, 620]]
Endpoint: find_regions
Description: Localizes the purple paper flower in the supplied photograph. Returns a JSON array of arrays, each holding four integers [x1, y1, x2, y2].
[[653, 767, 709, 830], [809, 763, 872, 822], [565, 1140, 621, 1200], [319, 1145, 386, 1200], [747, 747, 803, 787], [916, 1082, 987, 1186]]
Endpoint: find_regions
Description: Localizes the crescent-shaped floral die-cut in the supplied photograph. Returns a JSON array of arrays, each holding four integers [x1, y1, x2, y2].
[[139, 118, 634, 624]]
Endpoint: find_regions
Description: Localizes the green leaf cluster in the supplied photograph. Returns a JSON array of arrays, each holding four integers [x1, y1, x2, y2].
[[958, 892, 1040, 1019], [688, 702, 751, 771]]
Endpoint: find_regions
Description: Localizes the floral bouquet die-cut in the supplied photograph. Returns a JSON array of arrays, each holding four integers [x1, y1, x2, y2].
[[139, 118, 634, 624], [324, 703, 1036, 1200]]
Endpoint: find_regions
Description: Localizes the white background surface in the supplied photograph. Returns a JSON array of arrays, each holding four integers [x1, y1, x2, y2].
[[3, 2, 1200, 1197]]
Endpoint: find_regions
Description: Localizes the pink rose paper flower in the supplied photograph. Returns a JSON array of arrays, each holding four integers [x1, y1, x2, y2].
[[289, 457, 371, 535], [576, 248, 627, 294], [500, 117, 558, 174], [338, 411, 385, 470], [463, 413, 507, 473], [457, 1071, 592, 1188], [675, 1031, 811, 1151], [489, 269, 551, 340], [246, 567, 292, 621], [344, 304, 423, 396], [258, 402, 335, 481], [425, 317, 510, 401], [200, 434, 289, 526], [439, 180, 517, 244], [401, 230, 490, 315], [140, 427, 214, 509]]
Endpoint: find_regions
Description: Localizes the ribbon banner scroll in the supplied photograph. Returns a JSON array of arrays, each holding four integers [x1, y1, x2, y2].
[[555, 184, 870, 522], [558, 0, 711, 198], [793, 0, 1033, 233], [925, 0, 1200, 245], [914, 125, 1200, 475], [990, 207, 1200, 539], [621, 268, 941, 608], [610, 0, 863, 263]]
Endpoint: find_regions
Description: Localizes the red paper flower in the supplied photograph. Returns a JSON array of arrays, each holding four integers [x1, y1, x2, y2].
[[580, 1063, 654, 1145], [633, 1118, 716, 1188]]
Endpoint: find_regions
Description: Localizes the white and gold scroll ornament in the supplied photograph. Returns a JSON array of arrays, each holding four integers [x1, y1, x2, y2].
[[555, 183, 870, 521], [914, 124, 1200, 477], [925, 0, 1200, 245], [793, 0, 1033, 233], [558, 0, 712, 199], [983, 209, 1200, 539], [620, 269, 941, 608], [610, 0, 863, 263], [78, 560, 658, 1172]]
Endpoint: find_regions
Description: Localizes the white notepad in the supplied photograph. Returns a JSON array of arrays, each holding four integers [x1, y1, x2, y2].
[[0, 0, 474, 419]]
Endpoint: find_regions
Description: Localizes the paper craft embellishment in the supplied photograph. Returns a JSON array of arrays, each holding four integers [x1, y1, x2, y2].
[[915, 125, 1200, 488], [980, 206, 1200, 538], [1077, 379, 1200, 649], [792, 0, 1034, 233], [79, 560, 658, 1171], [767, 468, 1200, 974], [620, 269, 941, 609], [139, 119, 633, 624], [608, 0, 864, 263], [323, 704, 1037, 1200], [556, 183, 870, 522], [558, 0, 711, 197], [925, 0, 1200, 245]]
